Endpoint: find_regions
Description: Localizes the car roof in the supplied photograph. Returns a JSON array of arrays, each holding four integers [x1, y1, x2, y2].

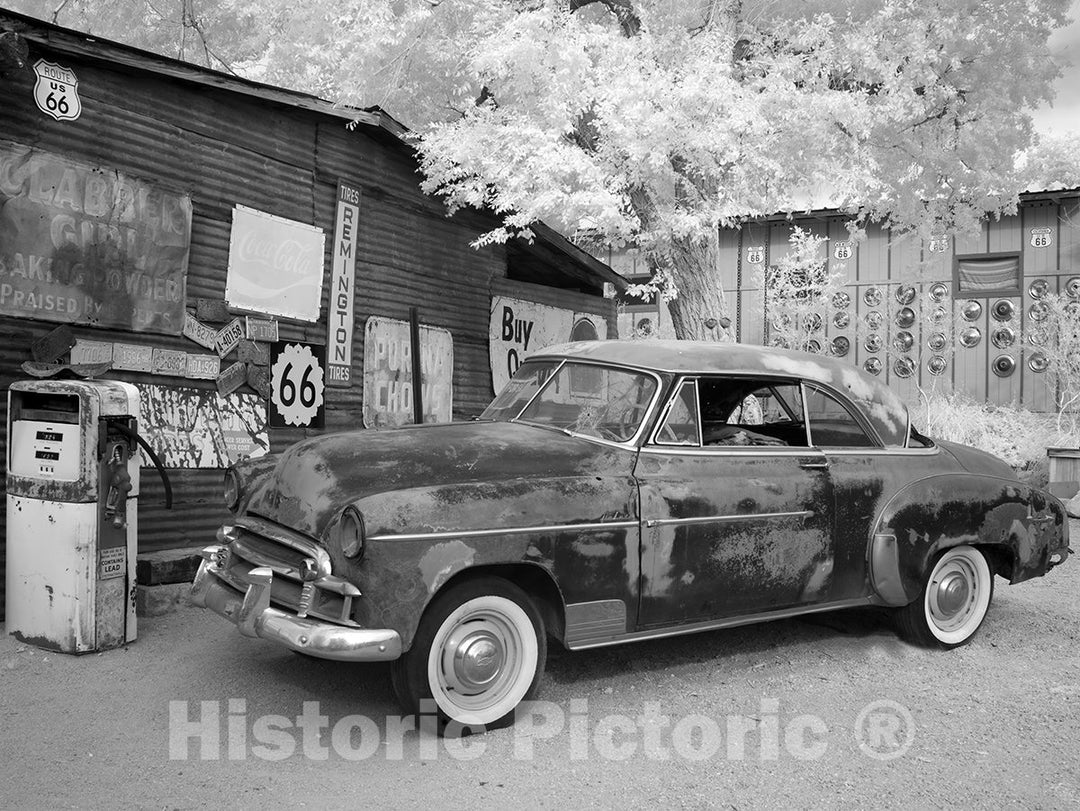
[[533, 340, 911, 447]]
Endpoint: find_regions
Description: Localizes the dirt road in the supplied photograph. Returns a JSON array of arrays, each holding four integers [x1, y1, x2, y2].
[[3, 521, 1078, 809]]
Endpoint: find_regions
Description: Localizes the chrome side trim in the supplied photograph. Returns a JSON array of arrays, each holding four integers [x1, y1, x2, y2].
[[367, 519, 639, 543], [823, 447, 940, 457], [638, 446, 820, 457], [638, 446, 939, 457], [644, 510, 813, 529], [566, 597, 873, 651]]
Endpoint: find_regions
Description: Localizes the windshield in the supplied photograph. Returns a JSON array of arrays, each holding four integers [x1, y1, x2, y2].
[[481, 359, 658, 442], [481, 360, 562, 422]]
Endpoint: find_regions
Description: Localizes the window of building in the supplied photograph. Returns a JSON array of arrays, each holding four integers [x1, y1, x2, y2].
[[954, 254, 1021, 296]]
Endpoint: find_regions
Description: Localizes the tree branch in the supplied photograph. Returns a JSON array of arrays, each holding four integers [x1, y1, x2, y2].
[[51, 0, 71, 25], [569, 0, 641, 36]]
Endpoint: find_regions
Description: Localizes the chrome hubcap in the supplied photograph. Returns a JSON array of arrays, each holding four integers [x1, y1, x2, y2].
[[928, 557, 979, 632], [429, 596, 539, 725], [935, 572, 970, 617], [454, 632, 503, 689], [440, 617, 514, 698]]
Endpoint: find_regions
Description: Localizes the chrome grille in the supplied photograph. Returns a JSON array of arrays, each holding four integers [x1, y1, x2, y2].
[[221, 517, 359, 627]]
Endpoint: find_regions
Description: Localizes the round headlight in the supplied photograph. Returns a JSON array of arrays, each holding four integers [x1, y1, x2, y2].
[[339, 507, 365, 559], [223, 468, 241, 513]]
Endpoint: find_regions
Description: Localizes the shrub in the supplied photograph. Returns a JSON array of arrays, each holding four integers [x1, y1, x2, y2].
[[909, 388, 1079, 483]]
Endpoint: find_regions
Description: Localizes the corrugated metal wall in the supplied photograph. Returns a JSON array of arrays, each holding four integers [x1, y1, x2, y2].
[[0, 25, 616, 616], [722, 199, 1080, 413]]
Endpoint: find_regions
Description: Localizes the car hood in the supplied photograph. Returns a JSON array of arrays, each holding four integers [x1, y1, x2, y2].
[[243, 420, 634, 538]]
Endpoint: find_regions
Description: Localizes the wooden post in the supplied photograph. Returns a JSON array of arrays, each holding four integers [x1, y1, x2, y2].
[[409, 307, 424, 424]]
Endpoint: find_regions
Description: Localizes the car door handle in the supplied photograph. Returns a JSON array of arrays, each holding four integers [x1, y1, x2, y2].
[[800, 459, 830, 470]]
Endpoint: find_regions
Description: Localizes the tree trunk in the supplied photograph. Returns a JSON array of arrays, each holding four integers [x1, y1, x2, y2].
[[649, 234, 735, 342]]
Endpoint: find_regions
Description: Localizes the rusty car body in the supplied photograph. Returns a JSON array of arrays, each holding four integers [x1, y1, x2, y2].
[[191, 340, 1071, 730]]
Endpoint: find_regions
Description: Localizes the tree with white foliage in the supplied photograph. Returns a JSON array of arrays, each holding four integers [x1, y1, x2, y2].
[[280, 0, 1071, 340], [16, 0, 1074, 340]]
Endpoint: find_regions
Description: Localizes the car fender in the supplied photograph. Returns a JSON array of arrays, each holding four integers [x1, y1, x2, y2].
[[337, 475, 640, 650], [867, 472, 1066, 606]]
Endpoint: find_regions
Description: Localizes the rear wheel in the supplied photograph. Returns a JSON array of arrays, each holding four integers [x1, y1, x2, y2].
[[391, 577, 546, 732], [896, 545, 994, 648]]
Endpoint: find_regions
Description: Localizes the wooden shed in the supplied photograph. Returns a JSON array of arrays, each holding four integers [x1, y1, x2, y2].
[[0, 9, 624, 616]]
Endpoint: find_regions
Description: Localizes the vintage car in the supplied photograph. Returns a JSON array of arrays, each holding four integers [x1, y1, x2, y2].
[[191, 340, 1071, 730]]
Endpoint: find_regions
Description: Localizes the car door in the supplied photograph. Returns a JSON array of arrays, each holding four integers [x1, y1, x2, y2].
[[800, 382, 939, 602], [634, 376, 836, 629]]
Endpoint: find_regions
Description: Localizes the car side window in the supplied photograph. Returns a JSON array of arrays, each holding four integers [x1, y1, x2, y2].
[[654, 380, 701, 446], [698, 378, 806, 447], [804, 385, 877, 448]]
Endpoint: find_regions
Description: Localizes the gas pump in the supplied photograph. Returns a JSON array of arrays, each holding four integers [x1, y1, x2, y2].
[[6, 379, 141, 653]]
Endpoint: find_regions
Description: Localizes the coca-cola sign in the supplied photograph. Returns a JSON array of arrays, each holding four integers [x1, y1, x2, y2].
[[225, 204, 325, 321]]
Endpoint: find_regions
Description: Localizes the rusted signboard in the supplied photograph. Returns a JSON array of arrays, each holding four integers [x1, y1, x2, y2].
[[31, 324, 76, 362], [245, 316, 278, 342], [183, 312, 218, 350], [151, 348, 187, 377], [215, 317, 244, 358], [216, 361, 247, 395], [137, 384, 268, 468], [0, 140, 191, 334], [488, 296, 607, 395], [237, 340, 268, 366], [70, 339, 113, 365], [225, 205, 324, 322], [112, 343, 154, 372], [326, 182, 360, 387], [363, 317, 453, 428], [185, 353, 220, 380]]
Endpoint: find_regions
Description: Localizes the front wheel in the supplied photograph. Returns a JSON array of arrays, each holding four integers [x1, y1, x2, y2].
[[896, 545, 994, 648], [391, 577, 546, 732]]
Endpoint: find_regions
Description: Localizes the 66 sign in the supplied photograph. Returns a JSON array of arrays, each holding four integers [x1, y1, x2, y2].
[[269, 341, 326, 428], [1030, 227, 1053, 249], [33, 60, 81, 122]]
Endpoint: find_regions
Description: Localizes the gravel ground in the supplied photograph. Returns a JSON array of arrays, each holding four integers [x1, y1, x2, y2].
[[2, 518, 1077, 810]]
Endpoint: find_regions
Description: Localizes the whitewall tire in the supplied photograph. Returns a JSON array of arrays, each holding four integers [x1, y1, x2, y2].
[[391, 577, 546, 731], [897, 545, 994, 649]]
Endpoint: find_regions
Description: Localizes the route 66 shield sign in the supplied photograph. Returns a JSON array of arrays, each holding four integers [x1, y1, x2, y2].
[[1029, 227, 1053, 249], [33, 59, 81, 121]]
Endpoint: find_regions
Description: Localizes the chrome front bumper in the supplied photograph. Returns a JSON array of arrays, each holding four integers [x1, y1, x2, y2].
[[190, 546, 402, 662]]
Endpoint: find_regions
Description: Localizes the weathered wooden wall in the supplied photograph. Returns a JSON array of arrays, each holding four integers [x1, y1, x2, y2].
[[0, 13, 616, 616]]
